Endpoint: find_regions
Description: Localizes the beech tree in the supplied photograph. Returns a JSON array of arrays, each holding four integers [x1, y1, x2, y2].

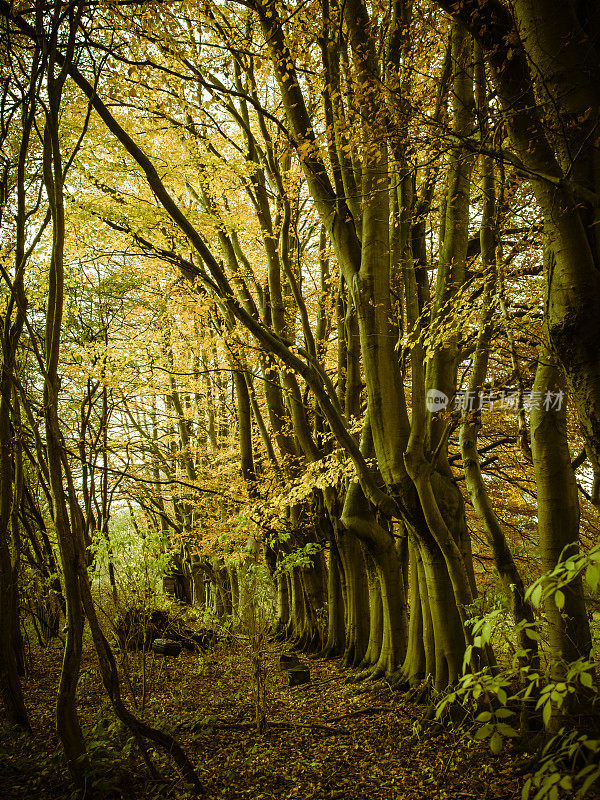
[[0, 0, 599, 790]]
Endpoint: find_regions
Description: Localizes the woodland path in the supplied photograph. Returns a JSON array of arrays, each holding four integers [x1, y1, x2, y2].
[[0, 634, 526, 800]]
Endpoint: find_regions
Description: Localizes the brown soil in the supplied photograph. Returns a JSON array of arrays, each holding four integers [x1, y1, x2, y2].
[[0, 631, 531, 800]]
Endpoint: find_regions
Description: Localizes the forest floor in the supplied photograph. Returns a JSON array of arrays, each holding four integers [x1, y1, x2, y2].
[[0, 628, 547, 800]]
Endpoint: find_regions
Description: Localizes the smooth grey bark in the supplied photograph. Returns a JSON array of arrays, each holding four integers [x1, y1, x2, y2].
[[323, 533, 346, 657], [336, 519, 370, 668], [360, 550, 383, 672], [530, 345, 592, 671]]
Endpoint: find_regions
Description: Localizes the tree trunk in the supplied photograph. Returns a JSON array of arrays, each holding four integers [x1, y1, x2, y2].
[[530, 346, 592, 671], [323, 533, 346, 657], [336, 522, 370, 668]]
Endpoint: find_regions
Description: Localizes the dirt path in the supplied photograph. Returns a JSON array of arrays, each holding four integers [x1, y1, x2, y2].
[[0, 635, 525, 799]]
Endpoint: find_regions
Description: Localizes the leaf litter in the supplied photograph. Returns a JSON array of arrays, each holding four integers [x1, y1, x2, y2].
[[0, 633, 527, 800]]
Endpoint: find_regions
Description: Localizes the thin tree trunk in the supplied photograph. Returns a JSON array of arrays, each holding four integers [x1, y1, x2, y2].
[[323, 532, 346, 657], [531, 345, 592, 673], [459, 49, 536, 667]]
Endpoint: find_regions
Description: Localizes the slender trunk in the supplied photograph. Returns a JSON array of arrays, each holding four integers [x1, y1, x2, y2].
[[275, 571, 290, 635], [42, 28, 90, 781], [360, 550, 383, 670], [399, 543, 427, 687], [336, 523, 370, 668], [323, 532, 346, 657], [459, 54, 537, 665], [531, 346, 592, 672]]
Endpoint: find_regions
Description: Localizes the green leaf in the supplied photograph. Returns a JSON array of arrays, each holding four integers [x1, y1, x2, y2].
[[524, 682, 536, 699], [463, 645, 473, 669], [482, 620, 493, 644], [476, 711, 492, 722], [490, 731, 503, 754], [554, 590, 565, 611], [580, 672, 594, 689], [474, 724, 493, 740], [543, 701, 552, 729], [581, 739, 600, 751], [579, 768, 600, 799], [525, 627, 541, 641], [530, 583, 543, 607], [576, 764, 597, 778], [585, 564, 600, 592], [496, 723, 518, 738], [435, 697, 450, 719]]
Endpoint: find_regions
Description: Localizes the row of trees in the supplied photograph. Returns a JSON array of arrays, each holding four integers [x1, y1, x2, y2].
[[1, 0, 599, 791]]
